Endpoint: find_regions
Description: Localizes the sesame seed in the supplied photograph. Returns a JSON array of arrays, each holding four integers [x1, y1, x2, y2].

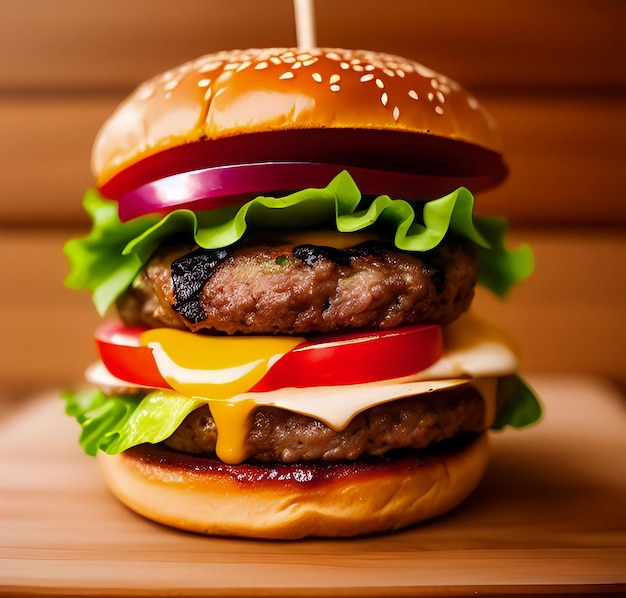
[[437, 91, 445, 103], [329, 74, 341, 84], [282, 56, 297, 64], [204, 88, 212, 101], [360, 73, 375, 83], [197, 78, 211, 88], [381, 92, 389, 106], [312, 72, 323, 83], [428, 92, 434, 101], [415, 64, 436, 78], [254, 61, 269, 70], [340, 61, 350, 70], [430, 78, 439, 88], [199, 61, 223, 73], [330, 84, 341, 92], [163, 79, 179, 91], [375, 78, 385, 89], [383, 68, 395, 77], [365, 64, 375, 71], [393, 106, 400, 121], [468, 96, 479, 109], [435, 106, 444, 115], [326, 52, 342, 61], [236, 61, 252, 72], [352, 64, 364, 72], [279, 71, 295, 80], [270, 56, 282, 65], [408, 89, 419, 100], [395, 69, 406, 78], [224, 62, 240, 71], [302, 58, 318, 66]]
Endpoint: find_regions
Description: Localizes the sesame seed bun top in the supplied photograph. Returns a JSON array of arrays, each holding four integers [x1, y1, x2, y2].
[[92, 47, 504, 192]]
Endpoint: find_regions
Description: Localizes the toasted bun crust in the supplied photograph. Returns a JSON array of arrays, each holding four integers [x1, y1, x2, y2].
[[93, 47, 502, 188], [97, 433, 489, 539]]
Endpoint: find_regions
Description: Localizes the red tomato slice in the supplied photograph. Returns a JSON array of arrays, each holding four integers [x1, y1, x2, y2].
[[95, 322, 171, 389], [250, 325, 442, 391], [94, 322, 442, 392]]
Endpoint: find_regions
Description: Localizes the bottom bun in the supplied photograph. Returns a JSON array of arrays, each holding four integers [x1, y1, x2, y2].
[[97, 433, 489, 539]]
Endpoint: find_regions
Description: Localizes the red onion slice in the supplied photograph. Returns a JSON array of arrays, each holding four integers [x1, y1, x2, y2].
[[117, 161, 496, 221]]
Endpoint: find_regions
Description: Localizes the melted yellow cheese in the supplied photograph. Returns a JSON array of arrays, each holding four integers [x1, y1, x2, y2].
[[208, 399, 257, 464], [412, 311, 519, 381], [139, 329, 306, 464], [140, 328, 304, 400]]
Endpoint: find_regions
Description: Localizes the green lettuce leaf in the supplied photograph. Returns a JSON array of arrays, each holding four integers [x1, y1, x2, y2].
[[491, 374, 543, 430], [473, 216, 534, 298], [62, 375, 542, 457], [63, 190, 161, 315], [64, 171, 534, 315], [62, 388, 203, 456]]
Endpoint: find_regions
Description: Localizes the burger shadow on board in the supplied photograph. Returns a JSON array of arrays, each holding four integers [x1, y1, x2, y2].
[[423, 436, 621, 544]]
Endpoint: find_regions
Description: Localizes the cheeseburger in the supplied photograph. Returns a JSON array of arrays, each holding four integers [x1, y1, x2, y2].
[[63, 47, 540, 539]]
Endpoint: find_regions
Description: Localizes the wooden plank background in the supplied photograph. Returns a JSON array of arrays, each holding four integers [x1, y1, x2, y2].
[[1, 0, 625, 397]]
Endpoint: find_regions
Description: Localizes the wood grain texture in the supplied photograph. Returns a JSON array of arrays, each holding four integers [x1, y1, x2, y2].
[[1, 375, 624, 596], [2, 0, 624, 91]]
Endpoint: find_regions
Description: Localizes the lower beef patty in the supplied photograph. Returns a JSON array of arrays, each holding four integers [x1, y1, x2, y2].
[[163, 383, 486, 463], [117, 237, 478, 334]]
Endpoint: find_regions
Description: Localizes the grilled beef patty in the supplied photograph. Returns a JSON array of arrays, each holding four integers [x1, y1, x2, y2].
[[162, 383, 486, 463], [117, 237, 478, 335]]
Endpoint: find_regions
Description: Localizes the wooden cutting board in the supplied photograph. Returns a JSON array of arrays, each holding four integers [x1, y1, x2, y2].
[[1, 374, 625, 596]]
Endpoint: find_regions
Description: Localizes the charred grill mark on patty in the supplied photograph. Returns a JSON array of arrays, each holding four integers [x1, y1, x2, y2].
[[116, 236, 478, 334], [170, 248, 231, 324], [292, 244, 350, 266], [291, 240, 390, 266], [162, 383, 486, 463]]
